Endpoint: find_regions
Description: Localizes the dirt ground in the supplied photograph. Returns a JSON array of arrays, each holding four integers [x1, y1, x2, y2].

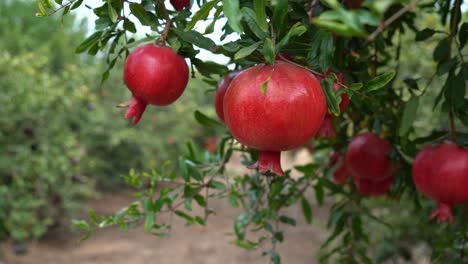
[[1, 150, 334, 264]]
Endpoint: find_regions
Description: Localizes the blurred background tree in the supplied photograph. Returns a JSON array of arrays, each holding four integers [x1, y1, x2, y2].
[[0, 0, 212, 242]]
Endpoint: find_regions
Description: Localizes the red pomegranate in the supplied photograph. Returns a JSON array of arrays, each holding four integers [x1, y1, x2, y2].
[[353, 176, 393, 196], [346, 0, 363, 9], [329, 151, 348, 184], [345, 132, 396, 181], [170, 0, 190, 10], [214, 72, 238, 122], [224, 61, 327, 175], [412, 142, 468, 223], [123, 44, 189, 125], [317, 71, 350, 138]]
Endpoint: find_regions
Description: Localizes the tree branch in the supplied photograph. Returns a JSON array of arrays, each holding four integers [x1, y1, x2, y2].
[[157, 0, 172, 44], [366, 2, 415, 43]]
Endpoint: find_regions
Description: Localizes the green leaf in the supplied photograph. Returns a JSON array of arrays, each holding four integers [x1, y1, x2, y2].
[[301, 197, 312, 224], [263, 38, 275, 64], [173, 29, 217, 51], [445, 71, 466, 108], [459, 22, 468, 48], [129, 3, 152, 27], [415, 28, 436, 41], [234, 41, 262, 60], [275, 22, 307, 53], [186, 0, 219, 31], [175, 210, 194, 223], [399, 96, 419, 136], [260, 72, 273, 95], [75, 31, 102, 53], [242, 7, 269, 39], [205, 6, 223, 34], [272, 0, 288, 36], [194, 111, 224, 128], [322, 78, 341, 115], [253, 0, 268, 32], [123, 19, 137, 33], [433, 37, 450, 62], [107, 0, 118, 22], [279, 215, 296, 226], [364, 71, 395, 92], [348, 82, 363, 90], [222, 0, 243, 33]]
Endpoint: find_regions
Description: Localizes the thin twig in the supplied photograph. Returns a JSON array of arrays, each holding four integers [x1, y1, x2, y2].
[[157, 0, 172, 44], [366, 1, 416, 43]]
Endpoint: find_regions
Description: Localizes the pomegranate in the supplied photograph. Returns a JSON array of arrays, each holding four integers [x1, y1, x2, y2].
[[346, 0, 363, 9], [170, 0, 190, 11], [329, 151, 348, 184], [345, 132, 397, 181], [317, 71, 350, 138], [353, 176, 393, 196], [412, 142, 468, 223], [224, 61, 327, 175], [123, 44, 189, 125], [214, 72, 238, 122]]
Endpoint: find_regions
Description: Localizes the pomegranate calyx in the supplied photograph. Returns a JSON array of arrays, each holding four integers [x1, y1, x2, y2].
[[430, 202, 454, 224], [247, 151, 284, 176], [124, 96, 148, 126]]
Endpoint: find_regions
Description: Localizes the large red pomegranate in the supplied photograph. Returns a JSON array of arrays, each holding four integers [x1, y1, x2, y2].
[[317, 71, 350, 138], [123, 44, 189, 125], [412, 142, 468, 223], [346, 132, 396, 181], [170, 0, 190, 10], [224, 61, 327, 175], [214, 72, 238, 123]]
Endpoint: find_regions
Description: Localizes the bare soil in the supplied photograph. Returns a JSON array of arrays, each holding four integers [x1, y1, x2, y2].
[[1, 150, 333, 264]]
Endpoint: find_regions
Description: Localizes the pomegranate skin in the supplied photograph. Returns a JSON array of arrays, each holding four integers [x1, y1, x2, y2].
[[345, 132, 395, 181], [214, 72, 238, 123], [353, 176, 393, 196], [170, 0, 190, 10], [412, 142, 468, 223], [123, 44, 189, 125], [224, 61, 327, 175]]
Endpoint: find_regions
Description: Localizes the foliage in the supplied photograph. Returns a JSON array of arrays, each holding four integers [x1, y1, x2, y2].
[[0, 0, 215, 241], [38, 0, 467, 263]]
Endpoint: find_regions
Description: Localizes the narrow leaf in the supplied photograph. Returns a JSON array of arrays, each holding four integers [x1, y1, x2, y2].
[[253, 0, 268, 32], [399, 96, 419, 136], [186, 0, 219, 31], [364, 71, 395, 92], [222, 0, 243, 33], [234, 41, 262, 60]]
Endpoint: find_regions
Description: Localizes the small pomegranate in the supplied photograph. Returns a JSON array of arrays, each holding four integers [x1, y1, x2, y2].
[[412, 142, 468, 223], [317, 71, 350, 138], [353, 176, 393, 196], [214, 72, 238, 122], [329, 151, 348, 184], [170, 0, 190, 11], [346, 0, 363, 9], [224, 61, 327, 175], [345, 132, 396, 181], [123, 44, 189, 125]]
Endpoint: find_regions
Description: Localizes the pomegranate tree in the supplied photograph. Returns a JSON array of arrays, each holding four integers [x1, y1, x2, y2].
[[224, 61, 327, 175], [123, 44, 189, 125], [214, 72, 238, 123], [412, 142, 468, 223]]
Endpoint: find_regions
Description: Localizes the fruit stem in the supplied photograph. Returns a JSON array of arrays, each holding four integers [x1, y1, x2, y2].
[[247, 151, 284, 176], [157, 0, 172, 44]]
